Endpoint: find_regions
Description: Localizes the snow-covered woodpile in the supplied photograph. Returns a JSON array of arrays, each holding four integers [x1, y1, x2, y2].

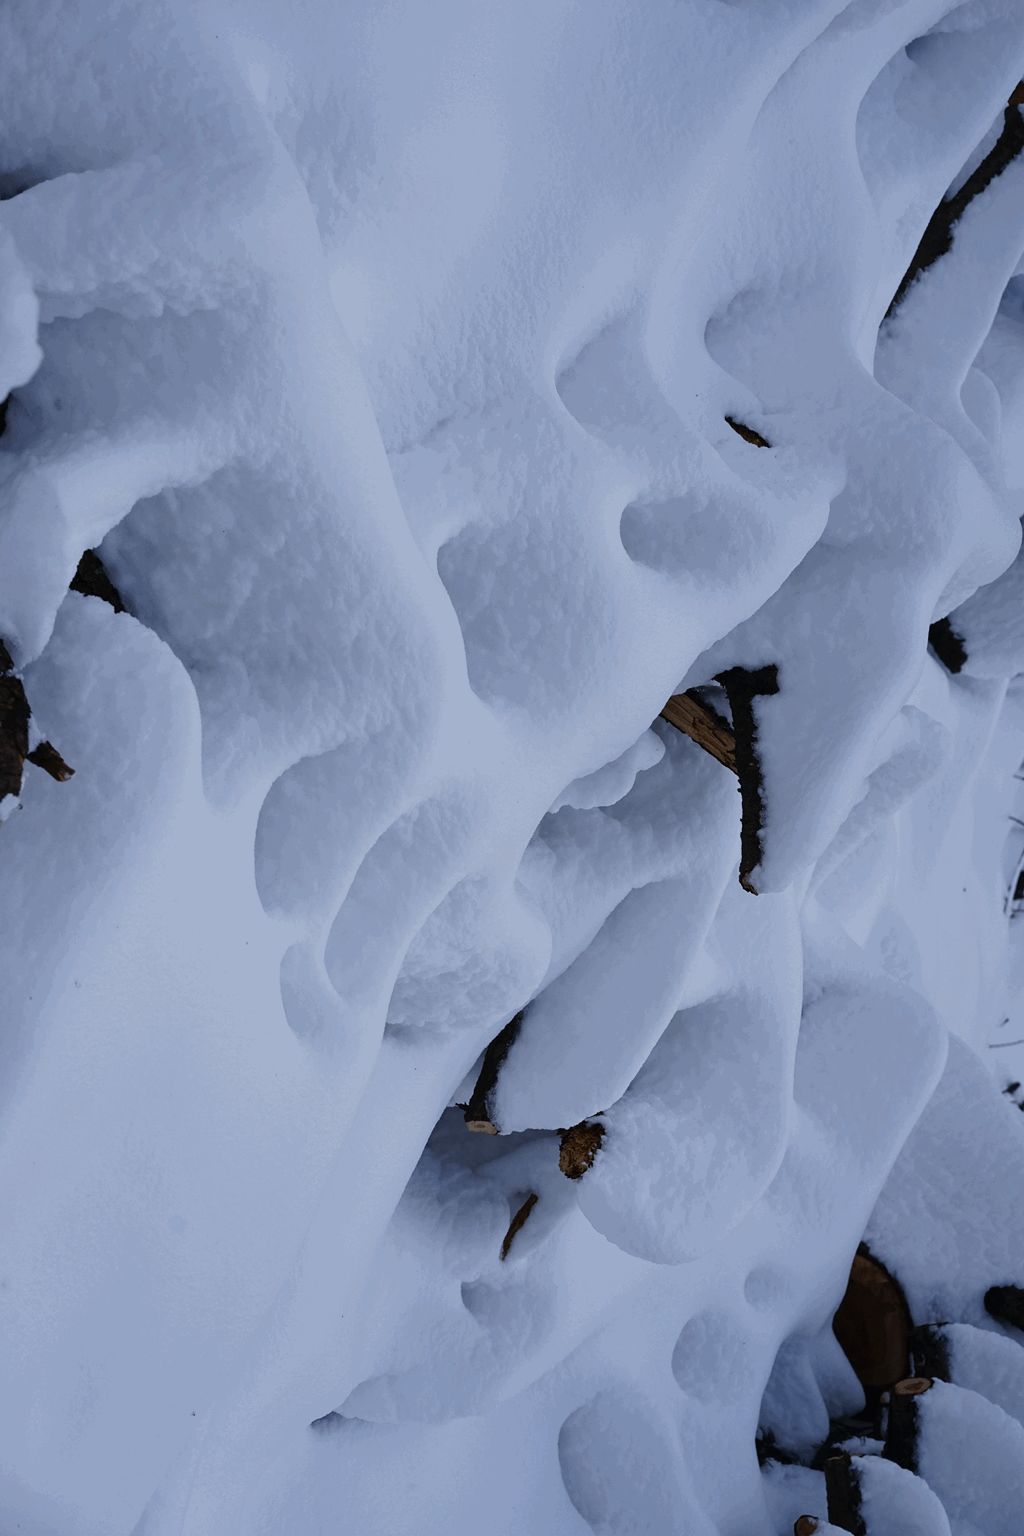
[[2, 2, 1024, 1533]]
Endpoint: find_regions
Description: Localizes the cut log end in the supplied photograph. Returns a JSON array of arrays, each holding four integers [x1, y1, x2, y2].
[[892, 1375, 933, 1398], [559, 1120, 604, 1180], [500, 1192, 538, 1260], [465, 1117, 499, 1135]]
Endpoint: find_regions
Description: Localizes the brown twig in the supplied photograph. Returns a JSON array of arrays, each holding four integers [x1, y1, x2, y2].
[[500, 1192, 538, 1260]]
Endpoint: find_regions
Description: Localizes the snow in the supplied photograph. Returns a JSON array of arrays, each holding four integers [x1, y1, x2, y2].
[[1, 1, 1024, 1534]]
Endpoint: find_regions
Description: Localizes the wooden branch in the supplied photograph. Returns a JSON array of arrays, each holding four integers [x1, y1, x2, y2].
[[984, 1284, 1024, 1332], [464, 1011, 523, 1133], [500, 1192, 538, 1260], [660, 691, 737, 773], [928, 617, 967, 675], [882, 1376, 933, 1474], [559, 1119, 604, 1179], [794, 1518, 820, 1536], [70, 549, 126, 613], [716, 664, 779, 894], [887, 96, 1024, 318], [825, 1453, 866, 1536]]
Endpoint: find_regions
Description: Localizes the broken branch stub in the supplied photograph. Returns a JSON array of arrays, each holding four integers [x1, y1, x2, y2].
[[559, 1120, 604, 1180], [26, 741, 75, 782], [464, 1011, 523, 1133], [794, 1518, 820, 1536]]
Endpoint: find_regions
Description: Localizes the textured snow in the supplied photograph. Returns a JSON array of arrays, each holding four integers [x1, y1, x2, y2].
[[1, 1, 1024, 1534]]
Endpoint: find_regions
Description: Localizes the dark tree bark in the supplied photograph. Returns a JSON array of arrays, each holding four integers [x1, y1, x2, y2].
[[985, 1284, 1024, 1332], [887, 98, 1024, 317], [883, 1376, 933, 1474], [464, 1012, 523, 1134], [825, 1453, 866, 1536]]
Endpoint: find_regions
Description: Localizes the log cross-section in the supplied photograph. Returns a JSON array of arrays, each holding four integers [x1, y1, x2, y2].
[[559, 1119, 604, 1179]]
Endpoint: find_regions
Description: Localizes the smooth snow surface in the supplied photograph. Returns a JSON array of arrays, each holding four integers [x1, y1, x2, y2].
[[2, 2, 1024, 1533]]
